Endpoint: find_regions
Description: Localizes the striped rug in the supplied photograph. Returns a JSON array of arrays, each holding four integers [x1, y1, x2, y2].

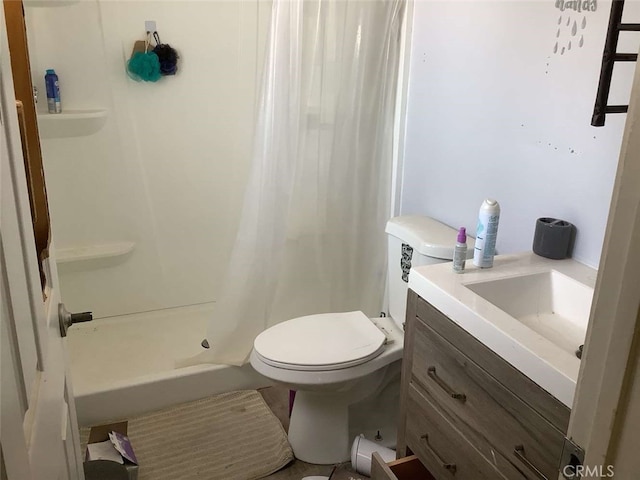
[[84, 390, 294, 480]]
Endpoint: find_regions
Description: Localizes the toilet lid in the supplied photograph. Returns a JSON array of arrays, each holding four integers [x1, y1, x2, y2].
[[253, 311, 386, 371]]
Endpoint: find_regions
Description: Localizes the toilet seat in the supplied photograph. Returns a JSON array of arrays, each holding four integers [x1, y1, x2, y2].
[[253, 311, 386, 371]]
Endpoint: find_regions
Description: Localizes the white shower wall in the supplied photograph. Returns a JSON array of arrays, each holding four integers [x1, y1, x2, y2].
[[26, 1, 271, 318]]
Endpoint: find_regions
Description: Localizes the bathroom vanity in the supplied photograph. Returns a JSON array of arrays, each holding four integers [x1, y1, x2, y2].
[[383, 253, 597, 480], [395, 291, 569, 479]]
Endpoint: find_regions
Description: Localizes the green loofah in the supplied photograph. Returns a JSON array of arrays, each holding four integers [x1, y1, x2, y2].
[[127, 51, 162, 82]]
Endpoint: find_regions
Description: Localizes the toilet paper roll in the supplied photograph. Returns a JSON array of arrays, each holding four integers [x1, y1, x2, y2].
[[532, 218, 575, 260], [351, 436, 396, 476]]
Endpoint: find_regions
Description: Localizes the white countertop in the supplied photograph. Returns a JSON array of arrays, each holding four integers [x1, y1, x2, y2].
[[408, 252, 597, 407]]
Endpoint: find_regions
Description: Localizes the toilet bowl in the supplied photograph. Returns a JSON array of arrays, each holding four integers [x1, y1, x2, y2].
[[251, 312, 403, 464], [249, 216, 474, 465]]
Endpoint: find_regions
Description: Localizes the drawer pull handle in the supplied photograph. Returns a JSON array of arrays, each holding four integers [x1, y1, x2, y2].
[[514, 445, 548, 480], [420, 434, 457, 474], [427, 366, 466, 402]]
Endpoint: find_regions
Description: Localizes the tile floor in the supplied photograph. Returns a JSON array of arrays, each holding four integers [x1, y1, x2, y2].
[[259, 387, 368, 480]]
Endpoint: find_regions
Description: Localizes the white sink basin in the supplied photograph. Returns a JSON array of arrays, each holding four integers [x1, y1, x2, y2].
[[464, 270, 592, 356], [408, 253, 597, 407]]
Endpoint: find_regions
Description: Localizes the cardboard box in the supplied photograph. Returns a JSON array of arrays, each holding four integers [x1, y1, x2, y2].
[[85, 422, 139, 480]]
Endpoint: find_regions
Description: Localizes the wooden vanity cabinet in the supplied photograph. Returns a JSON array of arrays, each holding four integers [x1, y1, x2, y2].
[[397, 290, 571, 480]]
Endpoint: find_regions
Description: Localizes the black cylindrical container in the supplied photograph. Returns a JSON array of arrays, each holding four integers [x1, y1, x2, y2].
[[532, 218, 575, 260]]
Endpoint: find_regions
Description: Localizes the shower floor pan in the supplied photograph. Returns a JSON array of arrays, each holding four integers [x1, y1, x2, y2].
[[67, 302, 269, 426]]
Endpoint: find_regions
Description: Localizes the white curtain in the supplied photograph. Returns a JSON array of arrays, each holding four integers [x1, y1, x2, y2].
[[185, 0, 405, 366]]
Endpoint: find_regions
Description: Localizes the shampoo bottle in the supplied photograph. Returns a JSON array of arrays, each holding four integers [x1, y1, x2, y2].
[[45, 69, 61, 114], [452, 227, 467, 273], [473, 199, 500, 268]]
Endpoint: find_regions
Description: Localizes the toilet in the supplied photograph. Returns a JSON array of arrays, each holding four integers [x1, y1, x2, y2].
[[250, 216, 473, 465]]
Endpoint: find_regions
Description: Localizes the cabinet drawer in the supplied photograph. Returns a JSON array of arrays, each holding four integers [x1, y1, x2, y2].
[[411, 317, 565, 480], [406, 384, 510, 480], [370, 453, 434, 480], [415, 295, 570, 432]]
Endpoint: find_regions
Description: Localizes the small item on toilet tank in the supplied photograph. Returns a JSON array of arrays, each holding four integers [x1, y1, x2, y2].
[[452, 227, 467, 273], [473, 199, 500, 268]]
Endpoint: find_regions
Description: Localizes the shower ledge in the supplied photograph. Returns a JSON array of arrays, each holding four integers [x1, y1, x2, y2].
[[24, 0, 80, 7], [37, 109, 107, 139], [55, 242, 135, 265]]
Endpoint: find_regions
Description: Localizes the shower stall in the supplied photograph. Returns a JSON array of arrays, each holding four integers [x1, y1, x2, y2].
[[25, 0, 273, 425], [26, 0, 408, 427]]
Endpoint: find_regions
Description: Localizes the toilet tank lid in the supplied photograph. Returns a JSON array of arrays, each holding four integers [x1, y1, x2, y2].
[[386, 215, 465, 260]]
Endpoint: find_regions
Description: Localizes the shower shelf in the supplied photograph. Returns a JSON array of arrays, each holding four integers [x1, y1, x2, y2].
[[56, 242, 135, 265], [24, 0, 80, 7], [37, 109, 108, 139]]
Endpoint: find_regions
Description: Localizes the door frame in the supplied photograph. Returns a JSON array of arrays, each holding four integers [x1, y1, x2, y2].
[[565, 50, 640, 471]]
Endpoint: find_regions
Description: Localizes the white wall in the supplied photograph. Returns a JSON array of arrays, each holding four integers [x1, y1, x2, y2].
[[26, 1, 270, 317], [401, 0, 640, 267]]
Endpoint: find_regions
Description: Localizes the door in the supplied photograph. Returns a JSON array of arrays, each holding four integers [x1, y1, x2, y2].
[[0, 2, 84, 478], [560, 48, 640, 478]]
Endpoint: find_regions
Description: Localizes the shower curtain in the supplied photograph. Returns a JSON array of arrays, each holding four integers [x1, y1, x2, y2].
[[188, 0, 405, 366]]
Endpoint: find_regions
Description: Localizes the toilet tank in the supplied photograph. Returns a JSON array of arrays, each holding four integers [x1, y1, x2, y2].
[[385, 216, 474, 330]]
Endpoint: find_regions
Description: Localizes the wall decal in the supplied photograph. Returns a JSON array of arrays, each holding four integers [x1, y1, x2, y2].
[[552, 0, 595, 56], [556, 0, 597, 13]]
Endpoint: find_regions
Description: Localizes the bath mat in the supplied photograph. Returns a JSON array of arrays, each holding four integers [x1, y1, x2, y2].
[[83, 390, 293, 480]]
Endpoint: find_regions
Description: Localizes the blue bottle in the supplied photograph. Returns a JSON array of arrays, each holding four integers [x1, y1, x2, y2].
[[44, 69, 61, 113]]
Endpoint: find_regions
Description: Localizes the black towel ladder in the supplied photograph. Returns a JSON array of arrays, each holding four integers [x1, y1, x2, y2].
[[592, 0, 640, 126]]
